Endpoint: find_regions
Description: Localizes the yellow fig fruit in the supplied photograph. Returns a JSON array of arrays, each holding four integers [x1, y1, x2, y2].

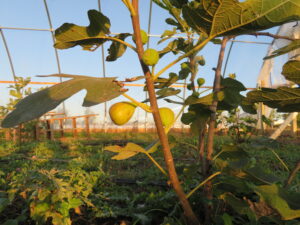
[[132, 30, 149, 45], [142, 48, 159, 66], [109, 102, 136, 126], [159, 107, 175, 127]]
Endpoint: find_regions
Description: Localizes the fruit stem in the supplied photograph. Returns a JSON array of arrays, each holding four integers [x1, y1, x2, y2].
[[144, 152, 168, 176], [92, 36, 136, 52], [186, 172, 221, 199], [122, 93, 152, 112], [121, 0, 136, 16]]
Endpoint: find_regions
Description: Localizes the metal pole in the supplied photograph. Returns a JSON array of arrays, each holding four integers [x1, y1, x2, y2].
[[98, 0, 108, 133], [222, 37, 235, 77], [0, 29, 17, 81], [43, 0, 66, 113]]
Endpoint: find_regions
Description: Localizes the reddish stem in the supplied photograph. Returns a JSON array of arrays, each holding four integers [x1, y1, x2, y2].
[[204, 37, 229, 225], [130, 1, 200, 224]]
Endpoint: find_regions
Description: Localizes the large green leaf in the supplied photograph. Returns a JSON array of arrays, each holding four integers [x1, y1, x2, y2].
[[241, 97, 257, 114], [245, 60, 300, 112], [54, 10, 110, 50], [218, 78, 247, 111], [246, 86, 300, 112], [264, 40, 300, 60], [245, 166, 281, 184], [183, 0, 300, 37], [254, 184, 300, 220], [1, 74, 123, 128], [182, 0, 219, 35], [282, 60, 300, 84]]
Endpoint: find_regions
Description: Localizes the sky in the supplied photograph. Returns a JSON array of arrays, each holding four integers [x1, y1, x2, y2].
[[0, 0, 289, 127]]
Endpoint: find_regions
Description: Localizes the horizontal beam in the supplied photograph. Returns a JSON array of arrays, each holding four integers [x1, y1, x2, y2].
[[41, 114, 98, 121], [0, 27, 271, 45], [0, 80, 256, 90], [0, 26, 53, 32]]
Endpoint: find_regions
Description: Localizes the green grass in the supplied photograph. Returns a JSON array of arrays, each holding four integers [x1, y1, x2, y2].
[[0, 133, 300, 224]]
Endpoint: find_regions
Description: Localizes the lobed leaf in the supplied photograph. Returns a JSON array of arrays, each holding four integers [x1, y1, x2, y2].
[[54, 10, 111, 51], [254, 184, 300, 220], [183, 0, 300, 37], [104, 142, 147, 160], [1, 74, 123, 128]]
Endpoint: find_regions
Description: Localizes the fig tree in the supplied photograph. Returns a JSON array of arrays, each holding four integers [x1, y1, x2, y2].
[[132, 29, 149, 45], [109, 102, 136, 126], [142, 48, 159, 66], [159, 107, 175, 127]]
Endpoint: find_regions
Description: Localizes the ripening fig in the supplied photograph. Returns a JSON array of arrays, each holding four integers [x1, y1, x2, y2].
[[187, 83, 193, 90], [159, 107, 175, 127], [196, 55, 205, 66], [197, 78, 205, 87], [142, 48, 159, 66], [132, 29, 149, 45], [109, 102, 136, 126]]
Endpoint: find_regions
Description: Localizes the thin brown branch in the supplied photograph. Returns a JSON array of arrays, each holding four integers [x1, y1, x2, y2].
[[198, 128, 206, 174], [249, 32, 298, 41], [204, 37, 229, 225], [206, 37, 229, 166], [285, 160, 300, 188], [130, 1, 200, 224]]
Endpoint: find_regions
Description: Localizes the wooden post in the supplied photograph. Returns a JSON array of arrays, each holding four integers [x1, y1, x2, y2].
[[291, 112, 298, 136], [59, 119, 64, 138], [34, 123, 40, 141], [85, 116, 90, 139], [72, 118, 77, 137], [5, 129, 10, 141], [18, 124, 22, 144], [270, 113, 294, 139], [13, 128, 17, 143], [46, 119, 53, 140]]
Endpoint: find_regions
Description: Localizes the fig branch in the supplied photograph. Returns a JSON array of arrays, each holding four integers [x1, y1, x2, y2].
[[206, 37, 229, 170], [203, 37, 228, 225], [130, 1, 200, 224], [249, 32, 299, 41], [122, 93, 152, 112], [153, 37, 212, 81]]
